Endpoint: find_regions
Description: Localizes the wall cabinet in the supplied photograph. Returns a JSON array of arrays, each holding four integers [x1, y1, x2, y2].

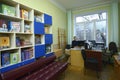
[[0, 0, 53, 73]]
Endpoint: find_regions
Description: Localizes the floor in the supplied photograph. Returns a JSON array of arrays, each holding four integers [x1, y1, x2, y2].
[[58, 64, 118, 80]]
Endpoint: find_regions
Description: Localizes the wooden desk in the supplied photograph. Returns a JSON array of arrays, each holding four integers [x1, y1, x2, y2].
[[113, 55, 120, 80], [70, 48, 84, 68], [54, 49, 63, 58]]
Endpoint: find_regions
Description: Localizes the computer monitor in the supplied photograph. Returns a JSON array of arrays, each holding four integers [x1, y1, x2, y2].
[[77, 40, 85, 46]]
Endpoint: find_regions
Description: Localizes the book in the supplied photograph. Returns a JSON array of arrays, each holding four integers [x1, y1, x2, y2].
[[20, 9, 29, 20], [1, 52, 10, 67], [8, 21, 20, 32], [0, 37, 10, 48], [21, 50, 25, 61], [24, 24, 31, 33], [10, 52, 19, 64], [35, 35, 41, 44], [0, 19, 8, 32], [16, 37, 20, 47]]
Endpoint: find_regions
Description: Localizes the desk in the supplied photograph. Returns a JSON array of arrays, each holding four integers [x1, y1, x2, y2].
[[113, 55, 120, 80], [70, 48, 84, 68], [54, 49, 63, 58]]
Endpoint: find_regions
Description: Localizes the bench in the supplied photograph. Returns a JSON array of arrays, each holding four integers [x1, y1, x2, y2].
[[0, 55, 68, 80]]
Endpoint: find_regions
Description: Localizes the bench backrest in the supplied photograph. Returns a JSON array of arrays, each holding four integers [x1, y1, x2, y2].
[[0, 55, 56, 80]]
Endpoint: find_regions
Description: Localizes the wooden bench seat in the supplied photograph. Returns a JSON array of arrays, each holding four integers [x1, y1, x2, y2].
[[0, 55, 68, 80]]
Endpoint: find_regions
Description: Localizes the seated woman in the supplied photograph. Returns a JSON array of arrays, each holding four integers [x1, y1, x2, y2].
[[72, 36, 78, 48]]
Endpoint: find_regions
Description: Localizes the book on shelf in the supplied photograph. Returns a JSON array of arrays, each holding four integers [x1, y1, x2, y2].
[[1, 52, 10, 67], [35, 35, 41, 44], [24, 24, 31, 33], [20, 9, 29, 20], [16, 37, 20, 47], [34, 15, 43, 23], [21, 48, 33, 61], [10, 52, 19, 64], [0, 3, 16, 16], [0, 37, 10, 48], [0, 19, 8, 32], [8, 21, 21, 32]]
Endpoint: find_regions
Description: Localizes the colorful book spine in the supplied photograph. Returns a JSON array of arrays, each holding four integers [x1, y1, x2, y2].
[[10, 52, 19, 64], [1, 52, 10, 67]]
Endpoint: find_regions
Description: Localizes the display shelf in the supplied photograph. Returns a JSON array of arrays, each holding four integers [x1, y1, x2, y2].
[[21, 47, 34, 61], [45, 26, 52, 34], [45, 34, 53, 44], [44, 14, 52, 26], [0, 33, 15, 49], [0, 0, 18, 17], [0, 47, 19, 52], [45, 44, 51, 54], [34, 21, 44, 34], [0, 48, 20, 67], [0, 0, 53, 72], [19, 4, 33, 21], [35, 34, 45, 45], [34, 9, 44, 23], [0, 13, 22, 21], [35, 44, 45, 58], [16, 34, 33, 47], [24, 20, 33, 33]]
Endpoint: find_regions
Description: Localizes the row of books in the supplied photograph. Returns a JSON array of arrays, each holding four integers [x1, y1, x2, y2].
[[16, 37, 32, 47], [0, 19, 21, 32], [1, 52, 19, 67], [0, 19, 31, 33], [21, 48, 33, 61]]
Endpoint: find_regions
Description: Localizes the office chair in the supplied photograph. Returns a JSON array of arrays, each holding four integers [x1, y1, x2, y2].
[[81, 49, 102, 78], [102, 41, 118, 64]]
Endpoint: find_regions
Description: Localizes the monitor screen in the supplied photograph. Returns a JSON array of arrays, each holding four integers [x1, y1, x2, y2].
[[77, 40, 85, 46]]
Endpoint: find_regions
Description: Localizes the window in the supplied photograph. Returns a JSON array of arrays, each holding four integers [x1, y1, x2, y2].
[[74, 12, 107, 45]]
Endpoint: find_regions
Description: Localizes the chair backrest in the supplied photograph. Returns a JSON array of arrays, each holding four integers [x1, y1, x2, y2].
[[81, 49, 86, 61], [109, 41, 118, 54], [85, 50, 102, 71]]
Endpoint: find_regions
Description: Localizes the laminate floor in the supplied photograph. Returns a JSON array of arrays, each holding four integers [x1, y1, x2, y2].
[[58, 64, 117, 80]]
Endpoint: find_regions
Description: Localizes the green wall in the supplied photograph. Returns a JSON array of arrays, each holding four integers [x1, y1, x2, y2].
[[14, 0, 67, 45], [118, 2, 120, 44]]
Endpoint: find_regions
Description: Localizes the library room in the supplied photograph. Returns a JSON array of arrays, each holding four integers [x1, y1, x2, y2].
[[0, 0, 120, 80]]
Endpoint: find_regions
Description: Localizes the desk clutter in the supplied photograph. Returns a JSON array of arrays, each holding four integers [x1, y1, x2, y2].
[[71, 40, 105, 50]]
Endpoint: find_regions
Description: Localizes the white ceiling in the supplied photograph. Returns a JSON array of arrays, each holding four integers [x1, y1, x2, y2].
[[49, 0, 115, 11]]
